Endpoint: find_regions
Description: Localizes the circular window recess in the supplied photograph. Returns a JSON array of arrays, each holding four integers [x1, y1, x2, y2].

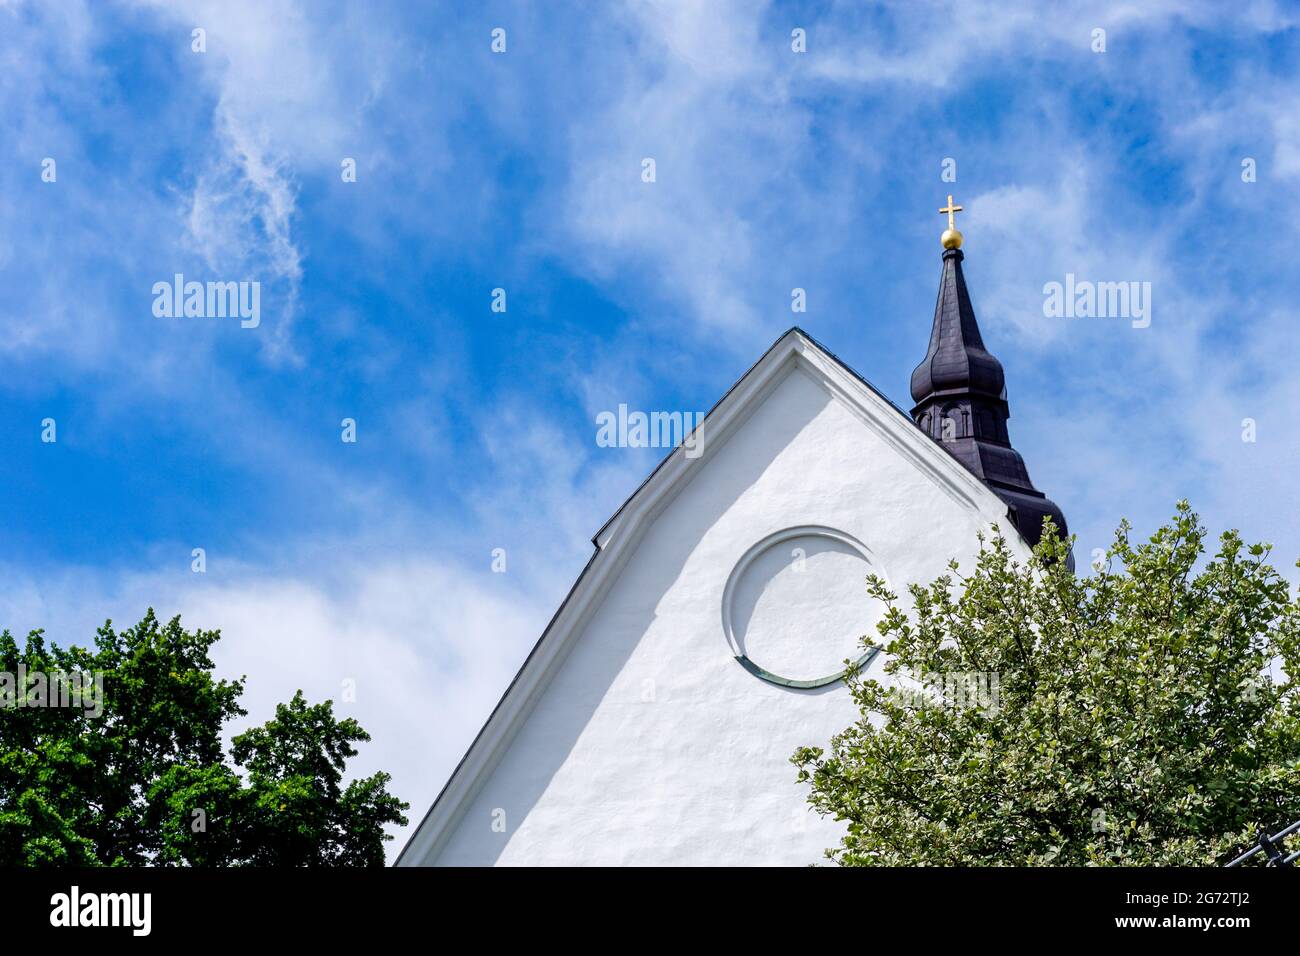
[[722, 526, 885, 688]]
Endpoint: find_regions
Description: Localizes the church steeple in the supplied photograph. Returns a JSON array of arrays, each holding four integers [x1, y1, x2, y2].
[[910, 197, 1069, 553]]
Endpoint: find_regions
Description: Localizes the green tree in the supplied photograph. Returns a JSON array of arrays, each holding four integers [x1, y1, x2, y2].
[[0, 610, 407, 866], [793, 503, 1300, 865]]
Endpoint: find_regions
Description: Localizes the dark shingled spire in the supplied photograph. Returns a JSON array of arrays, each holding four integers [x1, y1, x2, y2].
[[910, 246, 1069, 554]]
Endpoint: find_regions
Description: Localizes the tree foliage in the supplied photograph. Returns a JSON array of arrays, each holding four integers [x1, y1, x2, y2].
[[794, 503, 1300, 865], [0, 610, 407, 866]]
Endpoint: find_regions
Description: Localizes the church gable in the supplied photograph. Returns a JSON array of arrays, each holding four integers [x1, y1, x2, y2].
[[398, 328, 1029, 866]]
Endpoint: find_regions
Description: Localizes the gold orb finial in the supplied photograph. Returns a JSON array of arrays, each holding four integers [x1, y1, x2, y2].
[[939, 194, 964, 249]]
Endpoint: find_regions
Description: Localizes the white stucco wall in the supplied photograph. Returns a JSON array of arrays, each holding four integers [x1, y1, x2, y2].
[[426, 361, 1020, 865]]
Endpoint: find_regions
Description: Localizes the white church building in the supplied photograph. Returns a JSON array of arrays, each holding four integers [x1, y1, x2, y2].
[[397, 207, 1068, 866]]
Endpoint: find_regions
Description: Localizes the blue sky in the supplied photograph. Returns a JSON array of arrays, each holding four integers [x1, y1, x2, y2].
[[3, 0, 1299, 853]]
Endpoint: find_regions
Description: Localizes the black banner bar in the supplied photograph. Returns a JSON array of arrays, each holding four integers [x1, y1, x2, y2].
[[0, 867, 1287, 942]]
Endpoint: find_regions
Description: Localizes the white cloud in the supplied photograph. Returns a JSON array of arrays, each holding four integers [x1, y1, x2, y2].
[[135, 0, 368, 362], [556, 1, 829, 340], [0, 551, 547, 862]]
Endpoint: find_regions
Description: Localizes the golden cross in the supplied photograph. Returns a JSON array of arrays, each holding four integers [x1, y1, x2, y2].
[[939, 194, 963, 231]]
